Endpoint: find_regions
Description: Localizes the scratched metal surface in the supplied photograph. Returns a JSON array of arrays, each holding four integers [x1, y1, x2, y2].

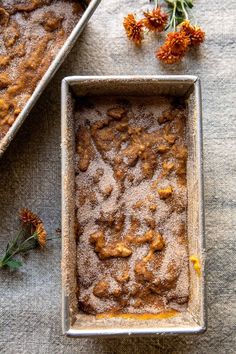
[[0, 0, 235, 353]]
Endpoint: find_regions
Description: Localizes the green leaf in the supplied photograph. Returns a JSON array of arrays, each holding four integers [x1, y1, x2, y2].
[[176, 0, 183, 12], [185, 0, 193, 8], [6, 259, 23, 269], [165, 0, 175, 7], [176, 14, 186, 24]]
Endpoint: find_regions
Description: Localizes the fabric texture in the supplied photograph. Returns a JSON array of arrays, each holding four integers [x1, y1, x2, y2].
[[0, 0, 235, 353]]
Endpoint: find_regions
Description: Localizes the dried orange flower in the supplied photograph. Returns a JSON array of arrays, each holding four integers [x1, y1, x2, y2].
[[19, 208, 42, 227], [156, 31, 190, 64], [164, 31, 190, 55], [180, 20, 205, 46], [157, 47, 182, 64], [123, 14, 144, 45], [1, 209, 48, 269], [20, 208, 47, 247], [36, 223, 47, 247], [142, 7, 168, 32]]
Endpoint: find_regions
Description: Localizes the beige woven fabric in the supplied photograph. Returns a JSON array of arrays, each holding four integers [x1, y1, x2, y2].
[[0, 0, 235, 353]]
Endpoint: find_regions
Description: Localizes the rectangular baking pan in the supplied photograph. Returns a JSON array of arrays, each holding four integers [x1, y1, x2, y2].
[[0, 0, 101, 157], [61, 75, 206, 337]]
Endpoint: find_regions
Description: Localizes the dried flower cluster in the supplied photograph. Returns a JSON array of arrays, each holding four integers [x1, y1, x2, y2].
[[123, 0, 205, 64], [123, 7, 168, 45], [0, 208, 47, 270]]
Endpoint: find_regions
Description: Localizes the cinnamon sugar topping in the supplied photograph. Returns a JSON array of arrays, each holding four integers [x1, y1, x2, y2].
[[75, 96, 189, 314]]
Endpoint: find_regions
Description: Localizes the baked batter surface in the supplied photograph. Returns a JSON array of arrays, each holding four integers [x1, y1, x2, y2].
[[0, 0, 83, 139], [75, 96, 189, 314]]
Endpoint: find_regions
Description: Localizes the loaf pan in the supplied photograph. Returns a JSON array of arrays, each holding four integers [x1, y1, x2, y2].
[[0, 0, 101, 157], [61, 75, 206, 337]]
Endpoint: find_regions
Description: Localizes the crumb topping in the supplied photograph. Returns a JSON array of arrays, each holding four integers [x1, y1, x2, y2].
[[0, 0, 83, 139], [75, 96, 189, 314]]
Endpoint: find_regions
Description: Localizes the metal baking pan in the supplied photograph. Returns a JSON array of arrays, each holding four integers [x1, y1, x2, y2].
[[61, 75, 206, 337], [0, 0, 101, 157]]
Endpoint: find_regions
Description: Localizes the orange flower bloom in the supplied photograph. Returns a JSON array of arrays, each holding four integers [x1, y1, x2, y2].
[[19, 208, 42, 227], [156, 31, 190, 64], [180, 20, 205, 46], [19, 208, 47, 247], [156, 46, 185, 64], [164, 31, 190, 55], [36, 223, 47, 248], [142, 7, 168, 32], [123, 14, 144, 45]]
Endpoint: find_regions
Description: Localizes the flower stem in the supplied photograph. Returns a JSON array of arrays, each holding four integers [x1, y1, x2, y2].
[[154, 0, 159, 9], [0, 232, 38, 268], [0, 249, 20, 267], [19, 232, 37, 249], [168, 1, 177, 31], [173, 2, 176, 31], [0, 229, 23, 264], [181, 0, 189, 19]]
